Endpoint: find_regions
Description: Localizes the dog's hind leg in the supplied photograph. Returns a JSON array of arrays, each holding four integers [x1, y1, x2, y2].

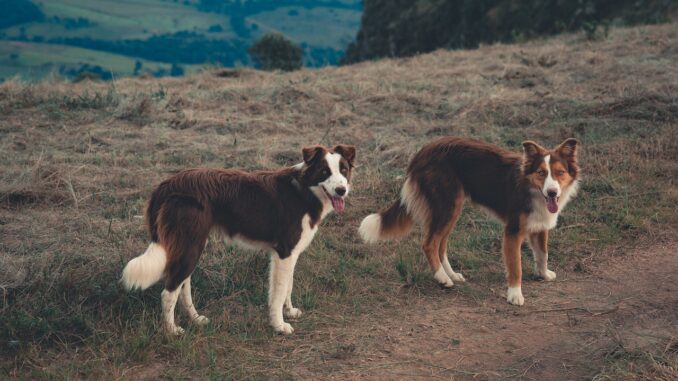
[[161, 288, 183, 335], [158, 195, 211, 335], [423, 231, 454, 288], [438, 193, 466, 283], [179, 276, 209, 326]]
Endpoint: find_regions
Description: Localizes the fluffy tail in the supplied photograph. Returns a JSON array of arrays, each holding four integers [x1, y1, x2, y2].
[[121, 243, 167, 290], [359, 199, 414, 243]]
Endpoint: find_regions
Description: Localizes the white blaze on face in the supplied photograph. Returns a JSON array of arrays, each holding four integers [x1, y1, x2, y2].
[[542, 155, 561, 214], [321, 153, 349, 196], [542, 155, 560, 197], [319, 152, 349, 212]]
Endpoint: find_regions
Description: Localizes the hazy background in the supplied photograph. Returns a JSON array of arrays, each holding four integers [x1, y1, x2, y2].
[[1, 0, 675, 81], [0, 0, 363, 80]]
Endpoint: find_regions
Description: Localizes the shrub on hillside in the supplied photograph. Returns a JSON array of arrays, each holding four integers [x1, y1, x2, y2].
[[0, 0, 44, 29], [248, 33, 303, 71]]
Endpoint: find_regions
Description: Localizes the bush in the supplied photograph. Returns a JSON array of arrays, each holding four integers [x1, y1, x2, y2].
[[248, 33, 303, 71], [170, 63, 184, 77], [0, 0, 44, 29]]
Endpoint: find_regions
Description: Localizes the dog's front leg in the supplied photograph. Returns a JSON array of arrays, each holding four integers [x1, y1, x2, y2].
[[528, 230, 556, 281], [269, 251, 295, 334], [284, 251, 303, 319], [503, 229, 526, 306]]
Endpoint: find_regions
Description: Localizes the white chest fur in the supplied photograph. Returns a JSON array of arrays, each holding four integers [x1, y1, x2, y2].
[[526, 180, 579, 233], [526, 198, 560, 232], [310, 186, 335, 219], [292, 214, 318, 255]]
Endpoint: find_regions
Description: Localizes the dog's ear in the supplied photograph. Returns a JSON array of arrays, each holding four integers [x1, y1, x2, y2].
[[556, 138, 578, 161], [521, 140, 546, 174], [522, 140, 545, 160], [333, 144, 356, 167], [302, 145, 326, 165], [556, 138, 579, 177]]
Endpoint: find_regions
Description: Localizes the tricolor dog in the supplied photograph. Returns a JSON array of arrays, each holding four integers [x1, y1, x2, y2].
[[122, 144, 356, 335], [359, 137, 579, 305]]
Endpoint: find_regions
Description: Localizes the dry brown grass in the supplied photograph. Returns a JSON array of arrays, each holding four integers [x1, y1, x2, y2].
[[1, 23, 677, 379]]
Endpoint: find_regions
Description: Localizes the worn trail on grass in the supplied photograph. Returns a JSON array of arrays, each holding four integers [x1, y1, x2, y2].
[[304, 241, 678, 380]]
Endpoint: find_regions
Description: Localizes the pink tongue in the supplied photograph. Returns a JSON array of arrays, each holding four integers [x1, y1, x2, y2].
[[331, 197, 345, 212], [546, 197, 558, 213]]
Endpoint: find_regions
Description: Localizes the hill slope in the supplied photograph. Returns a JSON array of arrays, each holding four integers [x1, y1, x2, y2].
[[1, 23, 677, 379], [0, 0, 362, 80]]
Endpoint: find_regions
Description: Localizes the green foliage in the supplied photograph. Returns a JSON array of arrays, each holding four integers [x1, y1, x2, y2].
[[170, 63, 185, 77], [582, 20, 611, 41], [248, 33, 303, 71], [0, 0, 43, 29], [344, 0, 675, 63], [0, 0, 362, 80]]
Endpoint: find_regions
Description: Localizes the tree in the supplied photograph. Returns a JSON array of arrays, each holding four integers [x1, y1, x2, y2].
[[170, 63, 184, 77], [248, 33, 303, 71], [133, 60, 143, 75], [0, 0, 44, 29]]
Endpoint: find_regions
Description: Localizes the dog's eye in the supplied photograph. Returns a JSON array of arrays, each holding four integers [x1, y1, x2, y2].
[[557, 170, 565, 176], [321, 169, 329, 176], [538, 170, 547, 177], [341, 168, 347, 174]]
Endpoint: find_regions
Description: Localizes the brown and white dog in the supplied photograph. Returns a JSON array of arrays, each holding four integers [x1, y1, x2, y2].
[[359, 137, 579, 305], [122, 144, 356, 335]]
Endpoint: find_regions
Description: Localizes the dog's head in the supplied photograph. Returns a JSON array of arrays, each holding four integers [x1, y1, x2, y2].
[[298, 144, 356, 212], [522, 138, 579, 214]]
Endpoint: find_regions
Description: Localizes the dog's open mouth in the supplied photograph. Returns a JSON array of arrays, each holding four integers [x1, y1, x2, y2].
[[323, 189, 345, 212], [545, 196, 559, 214]]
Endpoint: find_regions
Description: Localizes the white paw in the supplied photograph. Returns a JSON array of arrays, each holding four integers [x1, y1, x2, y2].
[[166, 325, 185, 336], [450, 272, 466, 283], [193, 315, 210, 326], [434, 267, 454, 288], [284, 307, 303, 319], [273, 322, 295, 335], [506, 287, 525, 306], [541, 269, 557, 282]]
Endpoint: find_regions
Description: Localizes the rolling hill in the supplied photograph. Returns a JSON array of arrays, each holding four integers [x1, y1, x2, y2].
[[0, 0, 362, 80]]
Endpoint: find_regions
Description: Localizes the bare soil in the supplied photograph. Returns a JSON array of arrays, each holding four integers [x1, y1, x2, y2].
[[291, 239, 678, 380]]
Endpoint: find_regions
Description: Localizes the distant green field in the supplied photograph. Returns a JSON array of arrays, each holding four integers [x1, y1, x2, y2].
[[248, 6, 361, 50], [0, 41, 197, 81], [0, 0, 362, 80], [3, 0, 233, 41]]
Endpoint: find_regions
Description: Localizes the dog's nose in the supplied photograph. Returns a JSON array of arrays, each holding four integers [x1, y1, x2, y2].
[[335, 186, 346, 196], [547, 189, 558, 198]]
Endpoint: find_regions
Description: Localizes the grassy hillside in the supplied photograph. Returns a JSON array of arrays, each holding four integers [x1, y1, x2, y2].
[[0, 41, 197, 81], [0, 0, 362, 80], [1, 23, 677, 379]]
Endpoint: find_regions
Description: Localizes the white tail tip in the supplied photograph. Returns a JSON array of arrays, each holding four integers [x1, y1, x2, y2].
[[121, 243, 167, 290], [359, 214, 382, 243]]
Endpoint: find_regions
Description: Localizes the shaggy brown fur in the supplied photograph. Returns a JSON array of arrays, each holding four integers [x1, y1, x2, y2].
[[360, 137, 579, 304]]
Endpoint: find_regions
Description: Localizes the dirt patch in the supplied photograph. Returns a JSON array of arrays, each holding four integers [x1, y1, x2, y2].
[[300, 241, 678, 380]]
